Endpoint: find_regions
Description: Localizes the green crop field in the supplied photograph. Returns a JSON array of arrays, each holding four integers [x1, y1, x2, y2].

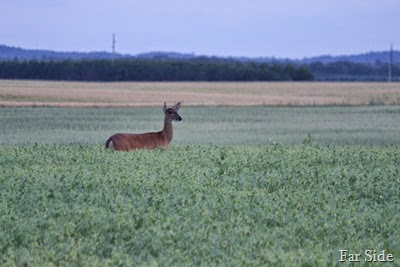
[[1, 105, 400, 146], [1, 144, 399, 265], [1, 105, 400, 266]]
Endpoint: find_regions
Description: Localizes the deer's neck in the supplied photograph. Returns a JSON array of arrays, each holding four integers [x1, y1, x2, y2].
[[161, 117, 173, 143]]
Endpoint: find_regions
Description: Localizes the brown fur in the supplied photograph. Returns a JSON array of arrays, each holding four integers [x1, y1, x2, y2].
[[105, 102, 182, 151]]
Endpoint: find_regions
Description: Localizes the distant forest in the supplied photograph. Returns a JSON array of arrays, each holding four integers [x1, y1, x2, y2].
[[0, 44, 399, 81], [309, 61, 400, 81], [0, 59, 314, 81]]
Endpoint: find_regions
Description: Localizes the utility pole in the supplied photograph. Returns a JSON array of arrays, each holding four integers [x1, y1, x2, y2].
[[112, 33, 116, 63], [388, 43, 393, 82]]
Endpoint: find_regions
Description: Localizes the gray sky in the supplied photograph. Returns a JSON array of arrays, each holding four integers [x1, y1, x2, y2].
[[1, 0, 399, 59]]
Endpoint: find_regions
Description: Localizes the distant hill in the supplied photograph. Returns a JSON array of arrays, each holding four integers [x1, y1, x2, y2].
[[299, 51, 400, 64], [0, 44, 132, 61], [135, 51, 197, 60], [1, 44, 398, 64]]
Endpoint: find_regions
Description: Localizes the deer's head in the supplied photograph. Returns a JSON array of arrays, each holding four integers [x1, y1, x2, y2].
[[163, 102, 182, 122]]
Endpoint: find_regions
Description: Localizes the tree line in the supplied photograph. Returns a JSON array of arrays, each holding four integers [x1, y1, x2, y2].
[[309, 61, 400, 81], [0, 59, 314, 81]]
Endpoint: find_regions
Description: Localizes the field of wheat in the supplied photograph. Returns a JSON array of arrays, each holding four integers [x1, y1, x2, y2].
[[1, 80, 400, 107]]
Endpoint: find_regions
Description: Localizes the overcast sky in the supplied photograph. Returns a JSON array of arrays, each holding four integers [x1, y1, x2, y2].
[[1, 0, 399, 59]]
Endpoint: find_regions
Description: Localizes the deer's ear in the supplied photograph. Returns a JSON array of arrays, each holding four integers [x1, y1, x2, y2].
[[173, 102, 181, 111], [163, 102, 167, 113]]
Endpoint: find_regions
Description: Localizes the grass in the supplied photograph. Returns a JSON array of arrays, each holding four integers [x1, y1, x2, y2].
[[1, 104, 399, 265], [1, 106, 400, 146], [1, 144, 399, 266]]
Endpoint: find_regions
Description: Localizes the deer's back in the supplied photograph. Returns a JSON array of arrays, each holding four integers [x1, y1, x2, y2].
[[108, 132, 168, 151]]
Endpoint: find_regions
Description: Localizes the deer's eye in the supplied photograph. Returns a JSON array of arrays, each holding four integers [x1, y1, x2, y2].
[[168, 110, 173, 114]]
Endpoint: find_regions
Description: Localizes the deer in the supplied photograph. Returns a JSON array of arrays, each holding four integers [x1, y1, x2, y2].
[[105, 102, 182, 151]]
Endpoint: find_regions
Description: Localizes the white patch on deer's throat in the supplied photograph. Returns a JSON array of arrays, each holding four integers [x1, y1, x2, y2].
[[108, 141, 114, 150]]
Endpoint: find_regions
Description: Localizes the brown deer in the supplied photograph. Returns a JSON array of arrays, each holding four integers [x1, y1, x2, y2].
[[105, 102, 182, 151]]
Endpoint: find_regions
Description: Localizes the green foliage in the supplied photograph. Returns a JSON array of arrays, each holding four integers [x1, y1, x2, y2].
[[302, 133, 315, 145], [0, 144, 399, 265], [0, 59, 313, 81]]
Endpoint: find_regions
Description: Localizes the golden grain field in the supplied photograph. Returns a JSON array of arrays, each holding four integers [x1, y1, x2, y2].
[[1, 80, 400, 107]]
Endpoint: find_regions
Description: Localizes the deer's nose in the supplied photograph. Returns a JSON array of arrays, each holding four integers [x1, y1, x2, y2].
[[177, 116, 182, 121]]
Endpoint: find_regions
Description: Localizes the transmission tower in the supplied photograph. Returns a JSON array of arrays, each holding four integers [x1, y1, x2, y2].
[[112, 33, 116, 62], [388, 43, 393, 82]]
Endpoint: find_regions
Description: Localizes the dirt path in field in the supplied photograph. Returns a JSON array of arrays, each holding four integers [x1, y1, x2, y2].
[[1, 80, 400, 107]]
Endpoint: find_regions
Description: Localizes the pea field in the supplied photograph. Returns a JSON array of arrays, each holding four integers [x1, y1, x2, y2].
[[1, 81, 400, 266]]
